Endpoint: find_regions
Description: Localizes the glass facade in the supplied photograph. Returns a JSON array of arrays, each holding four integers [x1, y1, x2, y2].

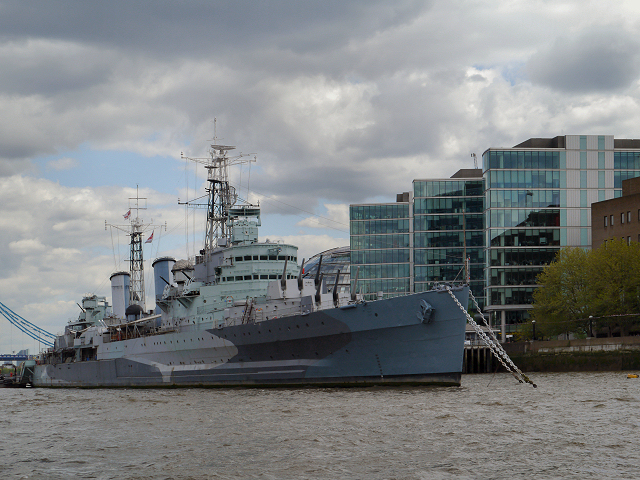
[[349, 173, 484, 306], [413, 177, 485, 308], [348, 135, 640, 338], [350, 203, 411, 300], [303, 246, 351, 294], [484, 135, 640, 333]]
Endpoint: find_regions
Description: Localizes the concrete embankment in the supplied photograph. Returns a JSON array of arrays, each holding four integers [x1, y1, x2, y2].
[[502, 336, 640, 373]]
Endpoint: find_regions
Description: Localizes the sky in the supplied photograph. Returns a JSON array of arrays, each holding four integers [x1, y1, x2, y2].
[[2, 0, 640, 354]]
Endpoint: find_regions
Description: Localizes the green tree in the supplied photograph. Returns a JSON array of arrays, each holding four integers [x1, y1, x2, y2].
[[532, 247, 591, 338], [588, 239, 640, 336]]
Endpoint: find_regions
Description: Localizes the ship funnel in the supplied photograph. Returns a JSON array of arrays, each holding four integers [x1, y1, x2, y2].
[[298, 258, 305, 291], [110, 271, 130, 319], [152, 256, 175, 314]]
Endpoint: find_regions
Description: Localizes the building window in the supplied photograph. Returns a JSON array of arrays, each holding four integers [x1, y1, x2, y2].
[[611, 215, 614, 226], [604, 216, 608, 227], [628, 211, 632, 223], [621, 213, 625, 224], [628, 236, 632, 246]]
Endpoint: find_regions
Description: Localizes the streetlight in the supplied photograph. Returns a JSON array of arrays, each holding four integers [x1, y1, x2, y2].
[[532, 319, 536, 341]]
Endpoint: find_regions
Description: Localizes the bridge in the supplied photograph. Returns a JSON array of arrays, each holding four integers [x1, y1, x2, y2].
[[0, 301, 55, 359], [0, 353, 30, 362]]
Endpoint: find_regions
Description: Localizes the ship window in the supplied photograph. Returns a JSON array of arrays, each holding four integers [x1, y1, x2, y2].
[[235, 256, 243, 262], [235, 276, 243, 281], [260, 275, 268, 279], [269, 255, 277, 260], [253, 274, 259, 279], [253, 256, 259, 260], [244, 256, 252, 261], [244, 275, 251, 280], [260, 255, 268, 260], [278, 255, 285, 260], [269, 274, 277, 279]]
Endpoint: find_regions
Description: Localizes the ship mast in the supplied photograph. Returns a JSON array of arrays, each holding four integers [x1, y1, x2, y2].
[[181, 131, 256, 254], [106, 186, 166, 309], [128, 186, 146, 307]]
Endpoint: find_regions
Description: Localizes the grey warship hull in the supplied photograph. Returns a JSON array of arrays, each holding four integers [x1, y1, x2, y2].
[[33, 287, 468, 388]]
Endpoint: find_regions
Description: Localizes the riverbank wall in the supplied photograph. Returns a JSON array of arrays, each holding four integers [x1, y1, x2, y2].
[[502, 336, 640, 372]]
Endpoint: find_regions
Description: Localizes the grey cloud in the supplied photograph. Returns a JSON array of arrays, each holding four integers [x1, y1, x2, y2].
[[526, 29, 640, 92], [0, 1, 429, 59]]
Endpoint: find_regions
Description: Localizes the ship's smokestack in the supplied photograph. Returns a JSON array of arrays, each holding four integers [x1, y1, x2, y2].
[[110, 271, 130, 319], [152, 256, 176, 314]]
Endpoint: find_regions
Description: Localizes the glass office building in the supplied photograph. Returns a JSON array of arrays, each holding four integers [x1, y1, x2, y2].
[[350, 172, 484, 305], [484, 135, 640, 337], [349, 135, 640, 340], [413, 170, 485, 307], [350, 197, 412, 301]]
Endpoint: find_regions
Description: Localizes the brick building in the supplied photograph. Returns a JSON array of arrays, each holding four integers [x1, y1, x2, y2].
[[592, 176, 640, 248]]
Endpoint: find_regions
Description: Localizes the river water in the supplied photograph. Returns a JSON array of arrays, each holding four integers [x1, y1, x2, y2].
[[2, 372, 639, 479]]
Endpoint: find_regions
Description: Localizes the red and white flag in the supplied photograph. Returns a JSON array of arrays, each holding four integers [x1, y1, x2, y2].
[[145, 231, 154, 244], [124, 209, 131, 219]]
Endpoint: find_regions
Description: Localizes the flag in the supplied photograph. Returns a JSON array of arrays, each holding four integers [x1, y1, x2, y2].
[[145, 231, 154, 243], [124, 209, 131, 219]]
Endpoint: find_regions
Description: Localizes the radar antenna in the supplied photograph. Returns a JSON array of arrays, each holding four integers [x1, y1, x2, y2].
[[180, 136, 256, 254]]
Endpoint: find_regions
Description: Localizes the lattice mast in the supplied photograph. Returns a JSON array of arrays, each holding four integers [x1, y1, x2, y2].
[[181, 136, 255, 254], [106, 186, 166, 309], [128, 193, 145, 307]]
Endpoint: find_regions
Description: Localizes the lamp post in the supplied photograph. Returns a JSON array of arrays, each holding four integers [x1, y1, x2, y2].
[[532, 319, 536, 341]]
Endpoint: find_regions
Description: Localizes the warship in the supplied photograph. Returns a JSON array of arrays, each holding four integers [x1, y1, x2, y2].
[[33, 141, 469, 387]]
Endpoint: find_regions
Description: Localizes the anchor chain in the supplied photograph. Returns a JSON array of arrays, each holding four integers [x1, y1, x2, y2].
[[447, 287, 536, 388], [468, 290, 536, 387]]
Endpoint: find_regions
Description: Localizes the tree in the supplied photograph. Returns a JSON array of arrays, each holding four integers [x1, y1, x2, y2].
[[588, 239, 640, 336], [532, 247, 591, 338], [532, 241, 640, 338]]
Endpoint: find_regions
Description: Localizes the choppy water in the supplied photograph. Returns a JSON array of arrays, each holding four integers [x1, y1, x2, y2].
[[2, 372, 640, 479]]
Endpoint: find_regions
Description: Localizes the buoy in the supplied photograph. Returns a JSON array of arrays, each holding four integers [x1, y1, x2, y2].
[[627, 374, 638, 379]]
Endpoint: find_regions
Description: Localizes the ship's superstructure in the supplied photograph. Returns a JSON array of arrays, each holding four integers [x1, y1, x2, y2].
[[34, 139, 470, 387]]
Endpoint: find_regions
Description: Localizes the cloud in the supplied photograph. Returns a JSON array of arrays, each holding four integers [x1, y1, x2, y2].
[[296, 203, 350, 230], [47, 157, 79, 171], [4, 1, 640, 353], [0, 175, 188, 351], [526, 28, 640, 93]]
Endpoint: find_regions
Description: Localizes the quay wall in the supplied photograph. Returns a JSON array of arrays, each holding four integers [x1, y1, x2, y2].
[[502, 336, 640, 373]]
